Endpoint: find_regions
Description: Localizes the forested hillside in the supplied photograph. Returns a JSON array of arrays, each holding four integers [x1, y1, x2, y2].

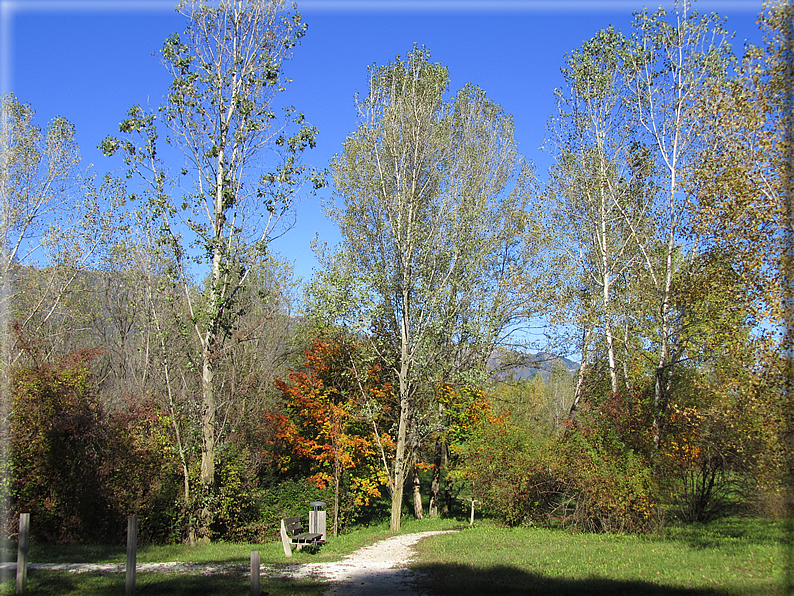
[[0, 0, 789, 544]]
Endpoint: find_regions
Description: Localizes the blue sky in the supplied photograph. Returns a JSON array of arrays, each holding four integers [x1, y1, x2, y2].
[[1, 0, 766, 283]]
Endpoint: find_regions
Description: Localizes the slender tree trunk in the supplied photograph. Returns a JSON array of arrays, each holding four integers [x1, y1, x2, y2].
[[390, 389, 409, 532], [568, 327, 593, 419], [391, 285, 412, 532], [653, 213, 677, 451], [149, 284, 194, 543], [441, 442, 451, 516], [196, 156, 226, 541], [599, 166, 619, 396], [333, 450, 340, 538], [412, 466, 424, 519], [199, 136, 227, 492], [428, 438, 443, 518], [0, 252, 10, 536], [200, 346, 216, 487], [604, 316, 619, 395], [622, 314, 631, 391], [168, 371, 191, 542]]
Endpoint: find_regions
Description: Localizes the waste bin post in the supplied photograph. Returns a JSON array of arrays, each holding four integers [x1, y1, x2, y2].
[[308, 501, 326, 541]]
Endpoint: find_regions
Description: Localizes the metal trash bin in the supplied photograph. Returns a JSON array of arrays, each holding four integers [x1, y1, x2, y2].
[[308, 501, 326, 541]]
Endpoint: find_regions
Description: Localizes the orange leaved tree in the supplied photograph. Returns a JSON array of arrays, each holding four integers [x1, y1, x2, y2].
[[271, 337, 393, 536]]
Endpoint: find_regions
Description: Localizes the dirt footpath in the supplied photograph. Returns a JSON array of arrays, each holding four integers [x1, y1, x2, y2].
[[278, 530, 457, 596], [0, 529, 456, 595]]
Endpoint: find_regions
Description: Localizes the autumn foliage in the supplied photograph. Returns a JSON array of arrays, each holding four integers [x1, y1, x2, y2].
[[9, 352, 179, 543], [270, 337, 394, 533]]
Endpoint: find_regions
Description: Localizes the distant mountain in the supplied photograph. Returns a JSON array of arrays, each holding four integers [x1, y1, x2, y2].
[[488, 349, 580, 382]]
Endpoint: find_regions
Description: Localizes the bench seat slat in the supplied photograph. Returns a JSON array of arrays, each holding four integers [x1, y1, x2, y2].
[[292, 532, 323, 543]]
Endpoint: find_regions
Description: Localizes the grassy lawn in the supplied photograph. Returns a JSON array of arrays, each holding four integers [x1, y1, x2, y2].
[[0, 517, 786, 595], [0, 516, 463, 595], [410, 517, 787, 595]]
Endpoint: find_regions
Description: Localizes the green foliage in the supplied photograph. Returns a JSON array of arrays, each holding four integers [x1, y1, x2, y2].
[[553, 432, 657, 533], [11, 353, 107, 542], [253, 478, 333, 542], [9, 353, 181, 543], [156, 445, 268, 545], [203, 446, 260, 542], [460, 398, 657, 533], [489, 362, 577, 435], [0, 93, 81, 275], [100, 401, 183, 544], [656, 361, 778, 523], [457, 418, 548, 527]]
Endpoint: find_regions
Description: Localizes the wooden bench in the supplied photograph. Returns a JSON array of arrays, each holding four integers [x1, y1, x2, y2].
[[280, 517, 324, 557]]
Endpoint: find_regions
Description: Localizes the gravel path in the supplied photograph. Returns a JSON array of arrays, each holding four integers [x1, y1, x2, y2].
[[283, 530, 456, 596], [0, 529, 456, 595]]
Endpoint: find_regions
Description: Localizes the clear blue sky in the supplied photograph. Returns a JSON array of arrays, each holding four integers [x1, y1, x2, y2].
[[1, 0, 766, 283]]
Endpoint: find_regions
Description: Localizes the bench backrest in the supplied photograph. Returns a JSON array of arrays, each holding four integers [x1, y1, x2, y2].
[[283, 516, 303, 536]]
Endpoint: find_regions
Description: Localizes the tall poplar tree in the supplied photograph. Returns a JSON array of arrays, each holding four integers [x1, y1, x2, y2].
[[323, 47, 540, 532], [545, 26, 651, 401], [102, 0, 320, 502], [625, 2, 734, 448]]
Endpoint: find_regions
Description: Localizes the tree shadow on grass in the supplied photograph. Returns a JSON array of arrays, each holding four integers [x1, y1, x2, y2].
[[410, 563, 740, 596]]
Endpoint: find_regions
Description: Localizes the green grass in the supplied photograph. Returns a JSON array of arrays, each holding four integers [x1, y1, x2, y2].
[[410, 517, 787, 595], [0, 517, 786, 595], [0, 570, 322, 596], [0, 516, 464, 595]]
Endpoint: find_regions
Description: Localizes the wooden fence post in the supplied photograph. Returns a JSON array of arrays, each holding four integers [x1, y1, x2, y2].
[[250, 551, 260, 596], [125, 515, 137, 596], [461, 497, 481, 526], [16, 513, 29, 594], [456, 497, 481, 526]]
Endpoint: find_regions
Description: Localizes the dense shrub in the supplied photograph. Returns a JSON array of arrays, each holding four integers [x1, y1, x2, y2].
[[457, 418, 556, 526], [7, 352, 347, 544], [658, 405, 753, 523], [460, 412, 658, 533], [11, 353, 109, 542], [10, 355, 181, 543], [101, 401, 183, 543], [207, 445, 267, 542], [250, 478, 334, 542], [552, 432, 657, 533]]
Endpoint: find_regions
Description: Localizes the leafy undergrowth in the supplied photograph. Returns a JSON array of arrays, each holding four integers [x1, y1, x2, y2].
[[410, 517, 786, 596]]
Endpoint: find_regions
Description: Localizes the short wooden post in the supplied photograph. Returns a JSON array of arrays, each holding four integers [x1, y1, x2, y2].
[[250, 551, 260, 596], [125, 515, 137, 596], [456, 496, 481, 527], [16, 513, 29, 594]]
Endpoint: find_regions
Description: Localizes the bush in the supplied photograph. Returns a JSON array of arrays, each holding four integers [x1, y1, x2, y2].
[[552, 433, 657, 533], [250, 478, 333, 542], [10, 354, 182, 544], [459, 418, 561, 527], [208, 446, 267, 542], [11, 354, 111, 542], [101, 401, 183, 543], [460, 415, 658, 533], [658, 405, 753, 523]]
